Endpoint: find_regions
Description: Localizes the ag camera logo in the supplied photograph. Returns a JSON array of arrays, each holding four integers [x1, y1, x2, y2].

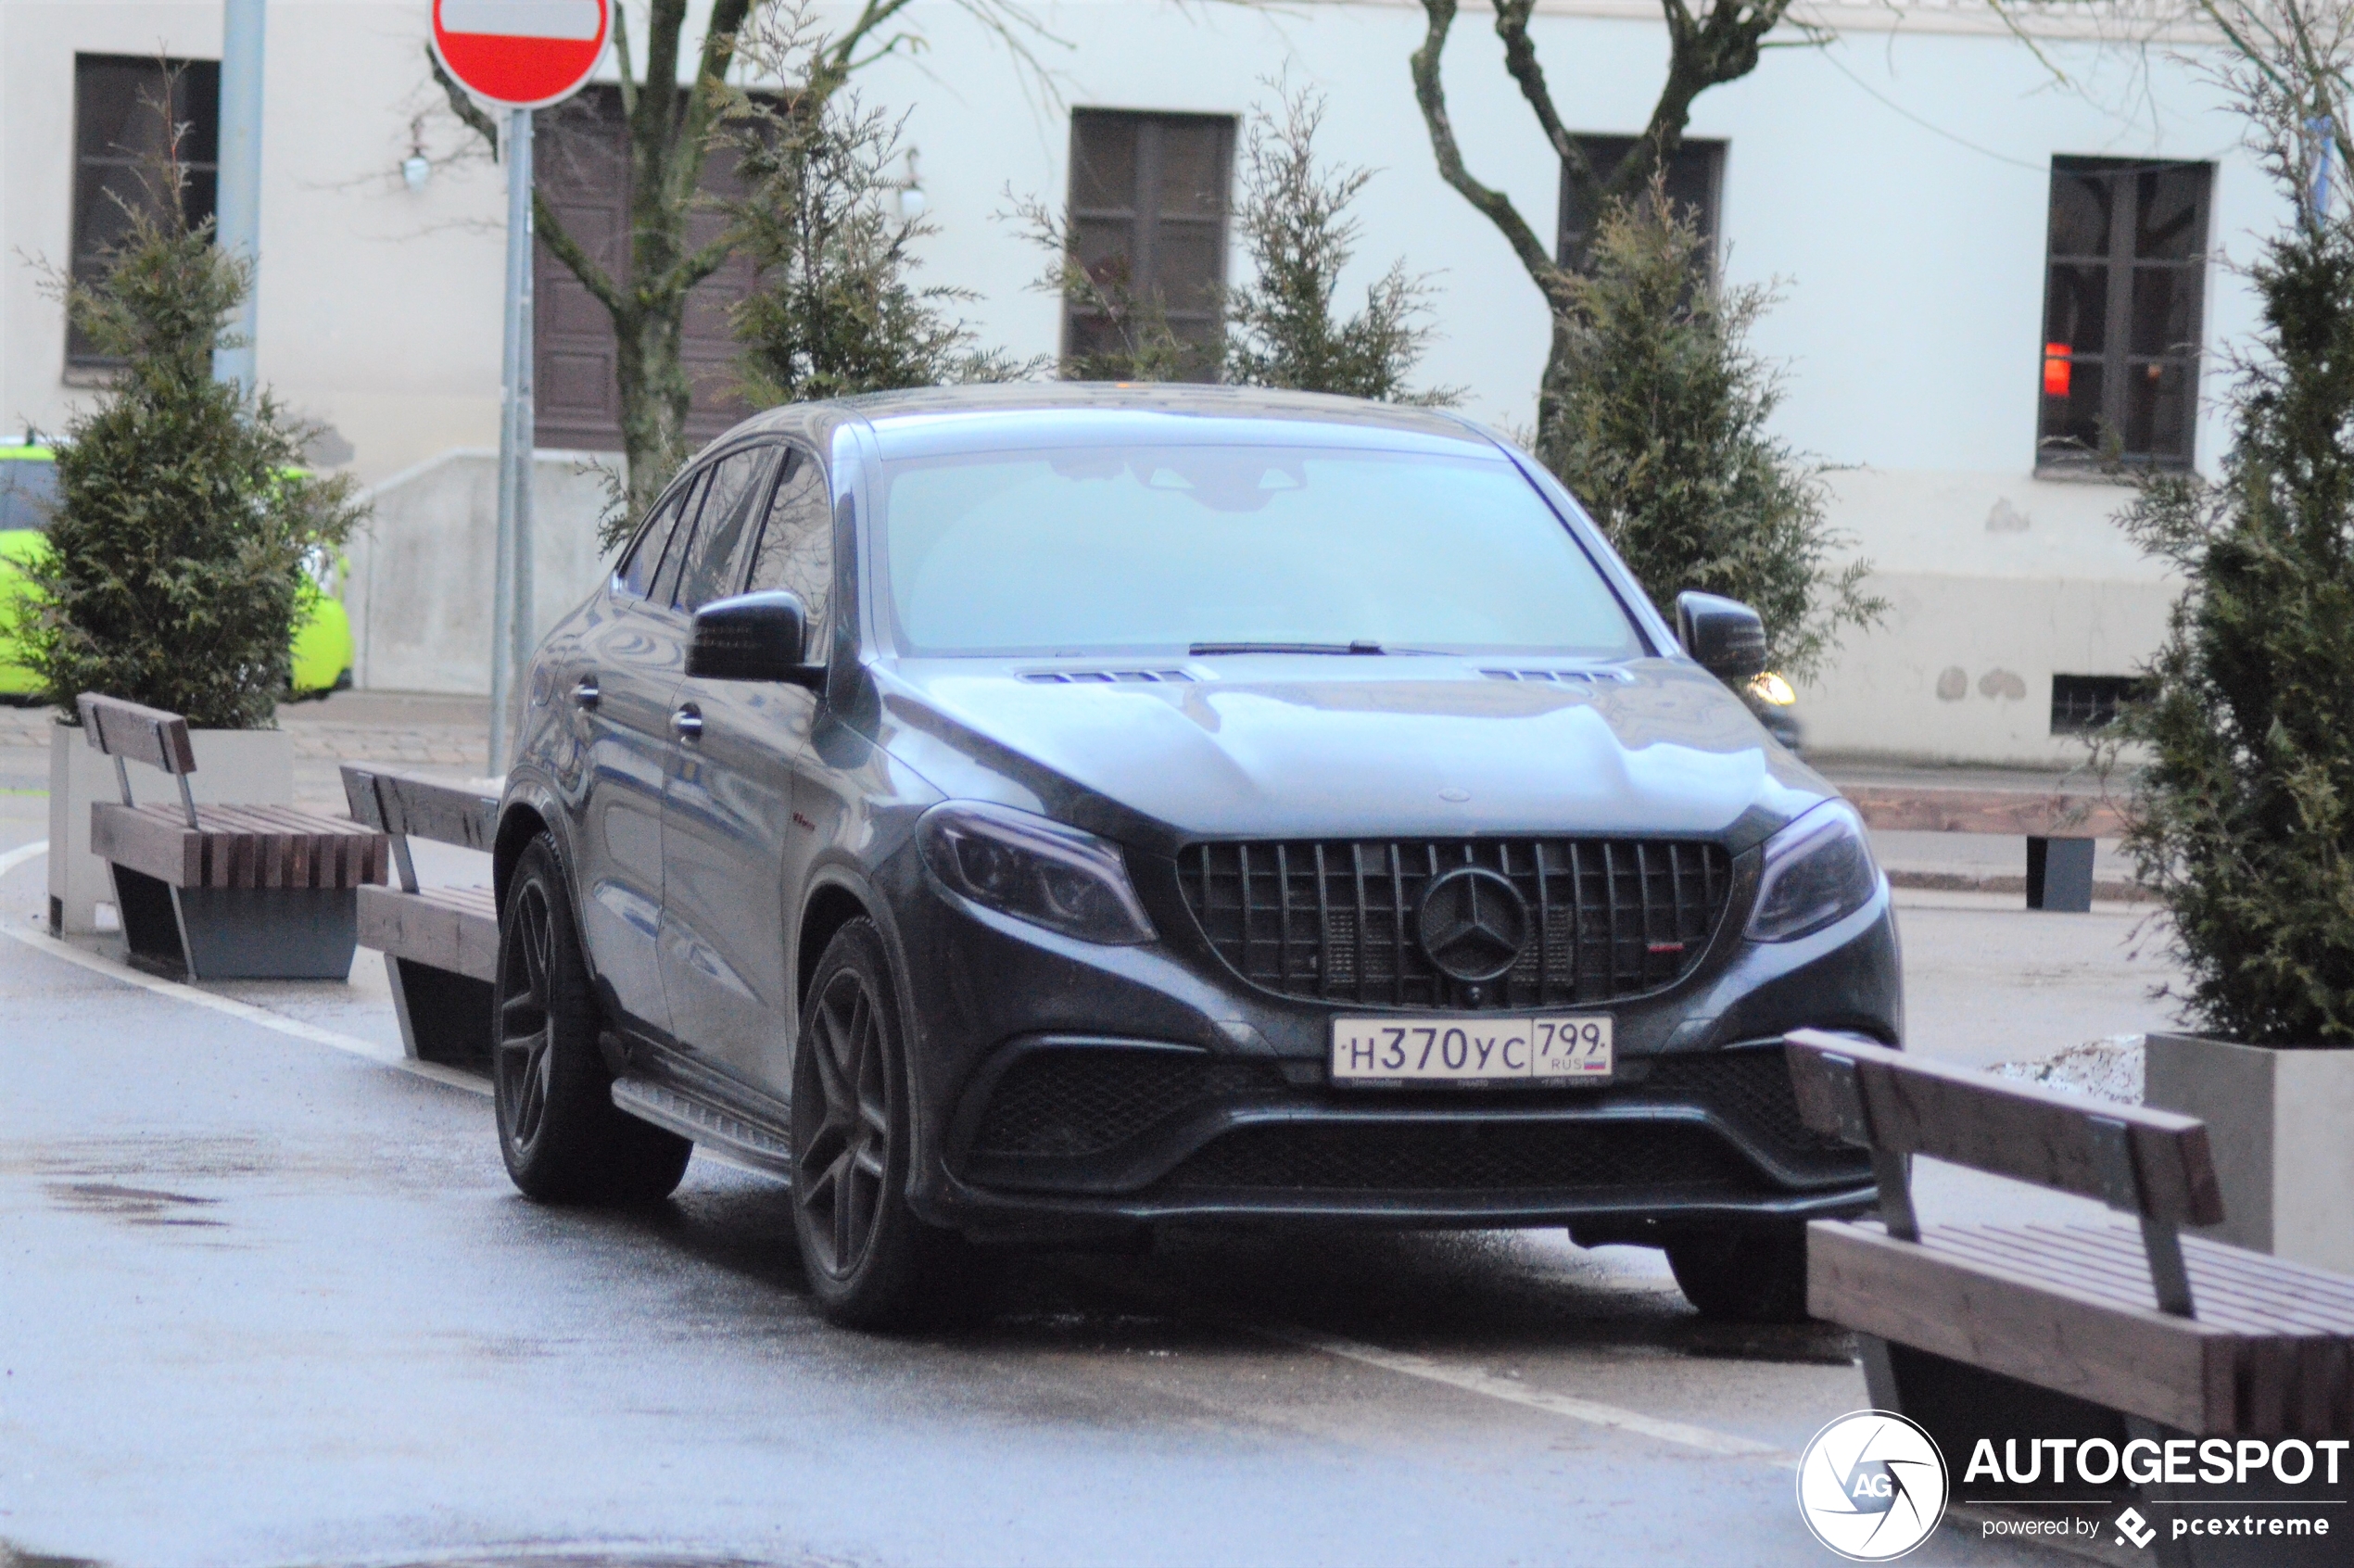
[[1796, 1410, 1950, 1561]]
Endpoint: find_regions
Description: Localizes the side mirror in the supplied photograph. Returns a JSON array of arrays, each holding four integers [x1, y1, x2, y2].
[[1675, 591, 1767, 681], [688, 590, 821, 688]]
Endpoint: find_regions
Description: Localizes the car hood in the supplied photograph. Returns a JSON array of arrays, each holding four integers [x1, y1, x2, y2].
[[870, 657, 1834, 855]]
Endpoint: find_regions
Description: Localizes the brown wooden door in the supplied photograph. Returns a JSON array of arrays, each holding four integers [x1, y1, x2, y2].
[[533, 88, 760, 451]]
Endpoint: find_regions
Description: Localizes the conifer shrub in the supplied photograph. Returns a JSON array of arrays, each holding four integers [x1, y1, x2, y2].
[[2109, 87, 2354, 1046], [30, 105, 361, 729], [1544, 185, 1879, 680]]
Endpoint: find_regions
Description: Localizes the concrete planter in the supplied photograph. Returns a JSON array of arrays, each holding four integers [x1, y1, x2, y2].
[[45, 717, 295, 934], [2145, 1031, 2354, 1273]]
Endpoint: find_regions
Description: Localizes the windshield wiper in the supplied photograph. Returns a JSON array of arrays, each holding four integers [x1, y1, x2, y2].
[[1188, 640, 1386, 656]]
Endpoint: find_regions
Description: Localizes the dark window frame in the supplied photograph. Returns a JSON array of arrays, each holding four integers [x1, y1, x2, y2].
[[69, 54, 221, 370], [2050, 674, 2154, 735], [1557, 135, 1727, 273], [1063, 109, 1236, 381], [2037, 157, 2212, 474]]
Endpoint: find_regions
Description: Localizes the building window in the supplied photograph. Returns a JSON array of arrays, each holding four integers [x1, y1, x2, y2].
[[1558, 136, 1726, 271], [2038, 158, 2211, 471], [1064, 109, 1234, 380], [2050, 674, 2152, 735], [70, 55, 220, 368]]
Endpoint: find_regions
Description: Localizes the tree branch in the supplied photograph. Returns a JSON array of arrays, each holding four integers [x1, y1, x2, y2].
[[425, 43, 500, 159], [1411, 0, 1567, 298], [1490, 1, 1596, 200], [535, 190, 624, 315]]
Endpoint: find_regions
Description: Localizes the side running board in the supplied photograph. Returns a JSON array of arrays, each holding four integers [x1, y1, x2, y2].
[[611, 1076, 793, 1177]]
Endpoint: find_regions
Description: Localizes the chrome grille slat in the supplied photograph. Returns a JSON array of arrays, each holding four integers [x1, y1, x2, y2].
[[1177, 837, 1733, 1010]]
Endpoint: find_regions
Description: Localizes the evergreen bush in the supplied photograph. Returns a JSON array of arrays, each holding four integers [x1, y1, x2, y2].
[[728, 95, 1023, 411], [1544, 185, 1880, 680], [30, 108, 361, 729], [2109, 88, 2354, 1046], [1221, 89, 1456, 405]]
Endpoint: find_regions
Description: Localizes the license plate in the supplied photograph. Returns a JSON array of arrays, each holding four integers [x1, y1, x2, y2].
[[1329, 1016, 1614, 1085]]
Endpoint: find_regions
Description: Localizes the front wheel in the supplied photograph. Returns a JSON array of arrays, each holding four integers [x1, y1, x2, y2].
[[1664, 1223, 1812, 1323], [494, 833, 692, 1204], [789, 917, 972, 1329]]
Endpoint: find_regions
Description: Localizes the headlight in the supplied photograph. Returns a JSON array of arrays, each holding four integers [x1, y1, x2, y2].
[[918, 801, 1156, 945], [1749, 671, 1796, 706], [1745, 801, 1879, 942]]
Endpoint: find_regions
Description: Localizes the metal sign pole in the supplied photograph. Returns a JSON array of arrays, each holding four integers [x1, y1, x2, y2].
[[213, 0, 264, 391], [488, 106, 535, 776]]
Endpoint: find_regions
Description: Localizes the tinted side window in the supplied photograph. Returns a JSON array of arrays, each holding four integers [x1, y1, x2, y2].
[[673, 446, 778, 611], [649, 469, 713, 610], [744, 449, 834, 644], [615, 478, 696, 599]]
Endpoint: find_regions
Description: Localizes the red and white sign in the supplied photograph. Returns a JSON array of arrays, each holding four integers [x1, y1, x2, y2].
[[433, 0, 610, 109]]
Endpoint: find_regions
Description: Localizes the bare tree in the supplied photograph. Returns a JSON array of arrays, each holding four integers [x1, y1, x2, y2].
[[435, 0, 1053, 517], [1407, 0, 1806, 468]]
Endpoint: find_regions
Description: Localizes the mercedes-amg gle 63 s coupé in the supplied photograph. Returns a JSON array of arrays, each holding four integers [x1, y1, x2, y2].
[[491, 386, 1901, 1327]]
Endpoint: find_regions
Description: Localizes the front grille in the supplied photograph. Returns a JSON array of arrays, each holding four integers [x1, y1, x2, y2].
[[971, 1048, 1284, 1157], [1160, 1119, 1759, 1195], [1177, 839, 1733, 1008]]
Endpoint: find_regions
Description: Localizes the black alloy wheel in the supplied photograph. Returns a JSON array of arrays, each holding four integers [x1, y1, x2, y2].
[[1664, 1222, 1813, 1323], [494, 832, 692, 1204], [789, 917, 975, 1328]]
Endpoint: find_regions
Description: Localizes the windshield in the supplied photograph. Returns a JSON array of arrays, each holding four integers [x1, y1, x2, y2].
[[877, 444, 1643, 659], [0, 459, 58, 534]]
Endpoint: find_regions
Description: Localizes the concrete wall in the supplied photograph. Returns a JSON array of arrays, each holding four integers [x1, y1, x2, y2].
[[348, 449, 614, 694]]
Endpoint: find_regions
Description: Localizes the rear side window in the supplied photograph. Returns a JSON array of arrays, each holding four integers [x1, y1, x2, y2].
[[0, 459, 59, 533], [616, 475, 698, 599], [672, 445, 778, 611], [744, 448, 834, 643]]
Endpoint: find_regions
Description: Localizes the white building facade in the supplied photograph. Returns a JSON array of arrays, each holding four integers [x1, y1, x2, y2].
[[0, 0, 2268, 765]]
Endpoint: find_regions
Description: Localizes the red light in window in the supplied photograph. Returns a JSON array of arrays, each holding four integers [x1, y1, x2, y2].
[[2043, 344, 2071, 398]]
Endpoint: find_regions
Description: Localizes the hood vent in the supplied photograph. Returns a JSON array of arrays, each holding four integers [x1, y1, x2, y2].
[[1021, 669, 1196, 685], [1479, 667, 1630, 685]]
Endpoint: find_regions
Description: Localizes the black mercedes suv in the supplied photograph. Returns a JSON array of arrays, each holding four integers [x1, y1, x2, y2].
[[490, 386, 1901, 1327]]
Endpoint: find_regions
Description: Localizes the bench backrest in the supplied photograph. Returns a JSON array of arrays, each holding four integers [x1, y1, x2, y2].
[[78, 693, 196, 774], [1785, 1030, 2223, 1318], [78, 693, 200, 827], [1785, 1031, 2223, 1225], [339, 765, 498, 895]]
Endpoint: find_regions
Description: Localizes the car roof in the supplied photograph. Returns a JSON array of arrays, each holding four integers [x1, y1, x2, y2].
[[723, 384, 1505, 462]]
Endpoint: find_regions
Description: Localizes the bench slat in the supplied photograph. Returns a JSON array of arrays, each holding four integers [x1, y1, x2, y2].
[[90, 803, 386, 891], [1786, 1031, 2224, 1226], [357, 884, 500, 981], [76, 693, 196, 775], [1813, 1223, 2235, 1433], [1810, 1221, 2259, 1435], [339, 765, 498, 851]]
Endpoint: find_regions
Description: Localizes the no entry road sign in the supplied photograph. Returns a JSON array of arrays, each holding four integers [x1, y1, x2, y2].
[[433, 0, 610, 108]]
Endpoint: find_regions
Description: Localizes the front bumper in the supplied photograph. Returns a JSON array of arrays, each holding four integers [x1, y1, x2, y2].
[[889, 844, 1900, 1240]]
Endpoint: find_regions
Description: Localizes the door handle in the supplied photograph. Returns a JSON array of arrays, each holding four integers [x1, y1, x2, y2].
[[572, 677, 601, 711], [673, 702, 703, 740]]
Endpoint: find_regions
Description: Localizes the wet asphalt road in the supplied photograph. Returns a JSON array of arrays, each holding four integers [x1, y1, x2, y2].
[[0, 835, 2074, 1568]]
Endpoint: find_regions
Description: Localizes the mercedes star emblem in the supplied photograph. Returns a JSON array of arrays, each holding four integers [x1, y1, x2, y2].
[[1415, 866, 1530, 982]]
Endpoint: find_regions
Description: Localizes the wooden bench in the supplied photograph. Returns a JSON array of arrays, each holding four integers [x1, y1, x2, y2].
[[341, 765, 500, 1072], [81, 693, 386, 980], [1787, 1031, 2353, 1562]]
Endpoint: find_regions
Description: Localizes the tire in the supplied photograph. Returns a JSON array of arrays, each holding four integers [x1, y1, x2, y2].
[[1665, 1223, 1813, 1323], [789, 917, 972, 1329], [494, 832, 692, 1204]]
